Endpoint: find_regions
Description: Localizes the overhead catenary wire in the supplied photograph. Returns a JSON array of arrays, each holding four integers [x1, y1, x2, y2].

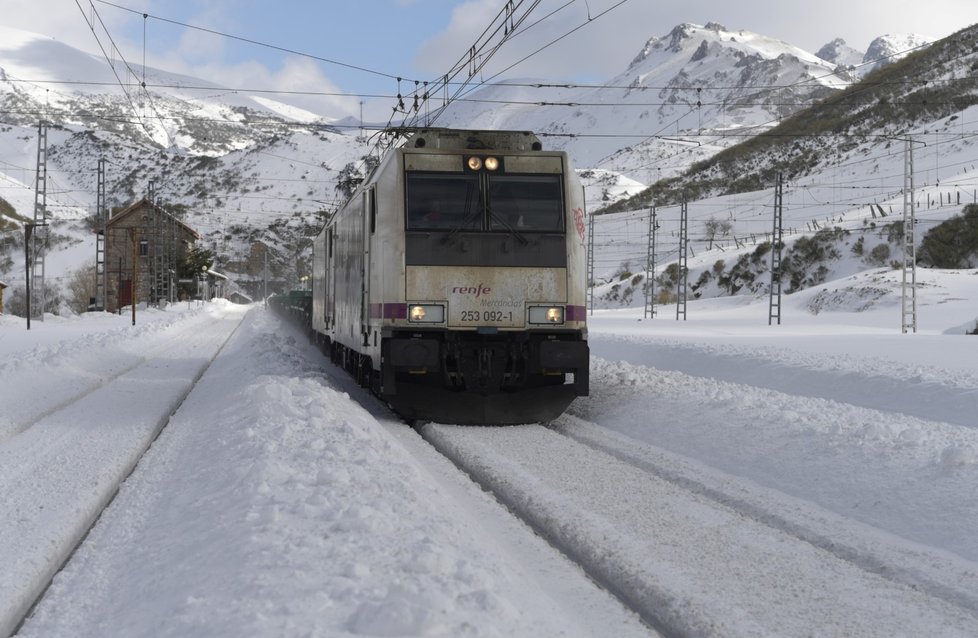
[[93, 0, 411, 84], [394, 0, 548, 131], [75, 0, 176, 149], [415, 0, 637, 128], [9, 7, 971, 150], [3, 0, 973, 255]]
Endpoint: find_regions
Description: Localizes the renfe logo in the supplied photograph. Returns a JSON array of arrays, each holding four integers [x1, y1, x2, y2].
[[452, 284, 492, 298]]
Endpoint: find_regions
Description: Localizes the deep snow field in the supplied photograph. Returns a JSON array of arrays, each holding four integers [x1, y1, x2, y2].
[[1, 266, 977, 636]]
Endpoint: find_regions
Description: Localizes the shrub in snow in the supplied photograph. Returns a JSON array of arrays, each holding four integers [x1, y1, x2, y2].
[[866, 243, 891, 267], [917, 204, 978, 268]]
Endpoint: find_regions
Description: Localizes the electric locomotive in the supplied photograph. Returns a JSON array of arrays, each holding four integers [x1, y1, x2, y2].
[[311, 128, 588, 424]]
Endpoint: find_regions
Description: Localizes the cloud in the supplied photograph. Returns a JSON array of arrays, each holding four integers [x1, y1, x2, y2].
[[2, 0, 359, 119], [149, 53, 360, 119], [4, 0, 144, 55], [412, 0, 663, 84], [414, 0, 499, 76]]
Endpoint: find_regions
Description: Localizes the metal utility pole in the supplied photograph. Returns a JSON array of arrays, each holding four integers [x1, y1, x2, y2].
[[644, 205, 657, 318], [171, 214, 178, 303], [901, 138, 919, 334], [677, 194, 688, 321], [586, 213, 595, 315], [31, 121, 49, 321], [153, 204, 165, 306], [95, 158, 107, 311], [769, 172, 784, 326], [24, 224, 34, 330], [130, 228, 139, 326]]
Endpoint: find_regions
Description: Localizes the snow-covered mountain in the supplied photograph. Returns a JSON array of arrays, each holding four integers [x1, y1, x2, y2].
[[815, 38, 865, 70], [862, 33, 933, 72], [0, 24, 374, 296], [0, 20, 951, 310], [434, 22, 852, 186], [814, 33, 932, 76]]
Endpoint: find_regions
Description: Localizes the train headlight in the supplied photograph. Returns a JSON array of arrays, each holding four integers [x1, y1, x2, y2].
[[528, 305, 564, 325], [408, 304, 445, 323], [465, 156, 502, 172]]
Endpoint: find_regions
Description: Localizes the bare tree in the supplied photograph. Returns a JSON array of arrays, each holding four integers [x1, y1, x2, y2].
[[66, 260, 97, 314], [703, 217, 733, 250]]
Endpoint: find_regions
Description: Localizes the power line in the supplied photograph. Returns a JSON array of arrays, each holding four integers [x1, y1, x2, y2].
[[93, 0, 410, 84], [74, 0, 175, 149], [396, 0, 546, 130], [431, 0, 636, 122], [73, 0, 145, 132]]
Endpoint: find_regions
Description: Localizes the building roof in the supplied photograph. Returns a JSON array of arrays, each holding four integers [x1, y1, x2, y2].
[[0, 280, 7, 289], [107, 198, 201, 240]]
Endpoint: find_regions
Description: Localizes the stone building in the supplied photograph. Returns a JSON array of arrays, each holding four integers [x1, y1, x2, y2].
[[103, 199, 200, 313], [0, 279, 7, 314]]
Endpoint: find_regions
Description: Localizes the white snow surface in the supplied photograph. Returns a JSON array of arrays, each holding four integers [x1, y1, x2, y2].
[[0, 302, 646, 638], [2, 274, 978, 635]]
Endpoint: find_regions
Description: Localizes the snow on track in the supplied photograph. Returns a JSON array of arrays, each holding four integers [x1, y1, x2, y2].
[[591, 331, 978, 430], [12, 307, 652, 638], [0, 305, 247, 637], [423, 423, 978, 637], [0, 305, 243, 443], [553, 414, 978, 616], [575, 355, 978, 566]]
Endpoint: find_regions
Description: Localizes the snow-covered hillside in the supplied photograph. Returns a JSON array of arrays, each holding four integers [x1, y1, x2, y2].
[[0, 19, 962, 317], [589, 114, 978, 316], [0, 24, 374, 303]]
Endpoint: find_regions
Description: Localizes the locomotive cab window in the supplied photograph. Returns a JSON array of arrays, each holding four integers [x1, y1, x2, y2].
[[406, 173, 480, 231], [488, 174, 563, 232], [406, 169, 563, 234]]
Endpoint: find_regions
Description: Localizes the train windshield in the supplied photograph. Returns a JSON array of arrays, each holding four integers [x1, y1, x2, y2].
[[487, 175, 563, 232], [406, 173, 480, 231], [406, 172, 564, 233]]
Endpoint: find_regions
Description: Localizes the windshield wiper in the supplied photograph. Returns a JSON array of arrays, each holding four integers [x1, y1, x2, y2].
[[440, 184, 481, 244], [487, 206, 529, 245]]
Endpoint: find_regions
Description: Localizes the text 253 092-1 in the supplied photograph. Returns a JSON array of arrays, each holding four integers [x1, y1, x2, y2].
[[459, 310, 513, 322]]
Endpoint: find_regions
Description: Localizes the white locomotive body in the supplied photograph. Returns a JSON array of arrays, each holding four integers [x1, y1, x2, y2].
[[311, 129, 588, 424]]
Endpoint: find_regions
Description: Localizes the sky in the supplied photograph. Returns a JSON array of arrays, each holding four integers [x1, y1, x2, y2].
[[4, 0, 978, 119]]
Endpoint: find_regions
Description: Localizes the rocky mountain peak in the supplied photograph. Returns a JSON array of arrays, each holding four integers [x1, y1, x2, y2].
[[629, 22, 729, 68], [863, 33, 931, 71], [816, 38, 848, 60], [815, 37, 864, 71]]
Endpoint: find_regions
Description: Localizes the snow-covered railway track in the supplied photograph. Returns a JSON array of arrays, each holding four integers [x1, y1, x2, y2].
[[422, 419, 978, 637], [552, 415, 978, 612], [0, 312, 244, 637], [0, 309, 232, 444]]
